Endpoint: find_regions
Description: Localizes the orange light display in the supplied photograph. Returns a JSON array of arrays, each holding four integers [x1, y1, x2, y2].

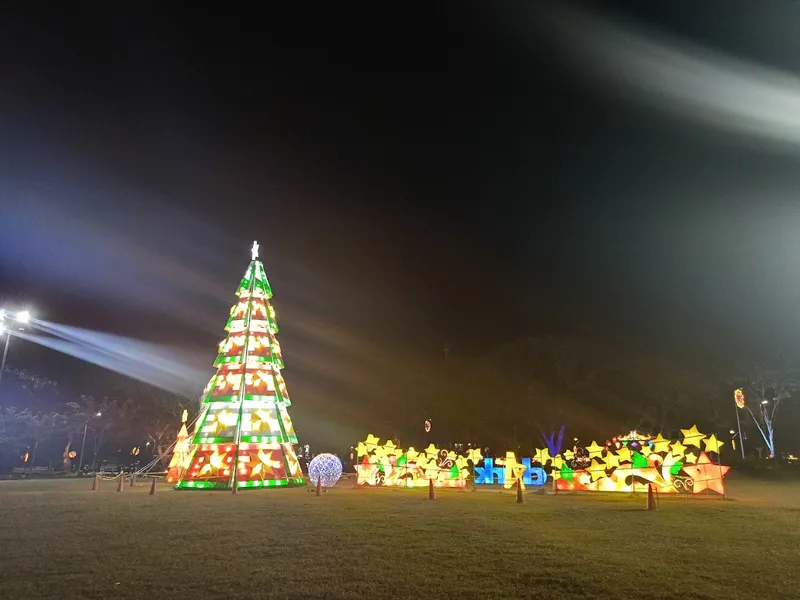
[[549, 425, 729, 495], [355, 435, 482, 488]]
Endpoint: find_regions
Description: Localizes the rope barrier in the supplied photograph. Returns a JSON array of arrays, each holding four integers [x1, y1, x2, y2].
[[91, 413, 202, 480]]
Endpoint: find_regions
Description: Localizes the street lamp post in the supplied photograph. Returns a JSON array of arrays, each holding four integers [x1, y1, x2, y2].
[[0, 333, 10, 384], [77, 412, 102, 473], [0, 309, 31, 383]]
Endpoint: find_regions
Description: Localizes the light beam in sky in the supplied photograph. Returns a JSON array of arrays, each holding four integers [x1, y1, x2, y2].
[[14, 319, 211, 397], [538, 4, 800, 153]]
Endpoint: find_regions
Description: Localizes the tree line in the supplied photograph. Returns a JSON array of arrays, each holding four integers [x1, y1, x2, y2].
[[0, 369, 193, 473], [1, 335, 798, 471]]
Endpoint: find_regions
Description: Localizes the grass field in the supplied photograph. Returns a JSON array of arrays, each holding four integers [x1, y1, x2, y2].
[[1, 475, 799, 600]]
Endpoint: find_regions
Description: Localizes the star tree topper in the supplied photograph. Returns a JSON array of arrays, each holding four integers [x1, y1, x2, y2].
[[251, 241, 260, 260]]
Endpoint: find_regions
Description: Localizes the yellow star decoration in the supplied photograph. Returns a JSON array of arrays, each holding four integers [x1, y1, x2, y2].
[[585, 441, 605, 458], [405, 447, 420, 462], [420, 457, 438, 474], [500, 452, 525, 489], [552, 455, 564, 469], [250, 450, 278, 479], [587, 459, 607, 481], [533, 447, 552, 465], [466, 448, 483, 464], [669, 440, 687, 458], [283, 445, 301, 476], [616, 447, 632, 463], [198, 450, 228, 477], [383, 440, 398, 455], [681, 425, 706, 448], [684, 452, 698, 464], [251, 410, 281, 433], [563, 449, 575, 461], [640, 445, 653, 457], [604, 451, 620, 469], [281, 413, 296, 436], [423, 443, 439, 456], [454, 456, 468, 471], [364, 434, 381, 448], [355, 442, 368, 457], [209, 411, 226, 433], [651, 433, 671, 453], [704, 434, 724, 454]]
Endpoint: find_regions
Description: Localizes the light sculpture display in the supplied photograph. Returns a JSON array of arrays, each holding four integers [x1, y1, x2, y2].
[[166, 410, 191, 483], [308, 453, 343, 488], [473, 452, 548, 489], [355, 435, 482, 488], [548, 425, 729, 495], [176, 242, 304, 490]]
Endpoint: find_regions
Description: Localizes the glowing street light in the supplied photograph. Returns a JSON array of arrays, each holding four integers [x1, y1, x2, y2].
[[0, 308, 34, 383]]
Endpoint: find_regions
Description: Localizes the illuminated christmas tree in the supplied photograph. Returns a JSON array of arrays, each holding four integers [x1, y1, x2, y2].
[[176, 242, 304, 490], [165, 410, 191, 483]]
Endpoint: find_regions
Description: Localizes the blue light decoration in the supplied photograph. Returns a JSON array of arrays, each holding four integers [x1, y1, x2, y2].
[[307, 453, 343, 488], [474, 455, 548, 487]]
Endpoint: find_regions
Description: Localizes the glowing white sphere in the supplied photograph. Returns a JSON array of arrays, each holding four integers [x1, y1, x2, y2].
[[307, 453, 343, 488]]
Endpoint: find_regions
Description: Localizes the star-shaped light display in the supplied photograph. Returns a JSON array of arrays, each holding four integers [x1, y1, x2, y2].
[[551, 425, 730, 495], [354, 437, 480, 489], [364, 434, 381, 448], [615, 447, 632, 463], [250, 409, 281, 434], [651, 433, 671, 453], [681, 425, 706, 448], [669, 440, 687, 459], [500, 452, 525, 489], [703, 434, 724, 454], [423, 443, 439, 456], [682, 452, 729, 495], [533, 447, 552, 465], [587, 459, 607, 481], [585, 441, 605, 458], [466, 448, 483, 464], [248, 450, 279, 479], [283, 444, 301, 476], [197, 449, 229, 478]]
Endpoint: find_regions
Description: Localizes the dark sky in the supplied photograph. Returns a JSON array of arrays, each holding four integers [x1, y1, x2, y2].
[[3, 2, 800, 443]]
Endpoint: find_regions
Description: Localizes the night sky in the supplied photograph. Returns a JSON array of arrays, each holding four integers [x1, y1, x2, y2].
[[3, 2, 800, 446]]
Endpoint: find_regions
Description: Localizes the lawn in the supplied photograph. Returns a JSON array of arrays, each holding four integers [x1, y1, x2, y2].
[[1, 475, 798, 600]]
